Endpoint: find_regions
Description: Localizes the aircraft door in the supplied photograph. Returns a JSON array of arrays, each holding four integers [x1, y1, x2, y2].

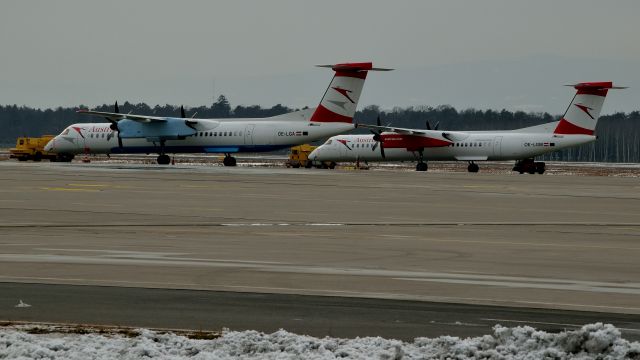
[[493, 136, 503, 159], [244, 124, 255, 146]]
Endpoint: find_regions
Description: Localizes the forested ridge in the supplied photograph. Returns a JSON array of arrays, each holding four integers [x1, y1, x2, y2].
[[1, 95, 638, 162]]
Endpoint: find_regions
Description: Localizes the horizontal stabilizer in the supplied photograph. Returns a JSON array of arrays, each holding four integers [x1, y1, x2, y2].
[[316, 62, 393, 72]]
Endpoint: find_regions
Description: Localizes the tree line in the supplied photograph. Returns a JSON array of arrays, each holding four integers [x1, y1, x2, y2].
[[1, 95, 638, 163]]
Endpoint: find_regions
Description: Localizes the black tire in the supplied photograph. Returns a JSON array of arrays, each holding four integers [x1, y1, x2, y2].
[[157, 154, 171, 165], [18, 157, 28, 162], [468, 163, 479, 173], [416, 162, 428, 172], [223, 156, 237, 167], [33, 152, 42, 162], [305, 161, 313, 169], [536, 162, 546, 174], [328, 162, 336, 169]]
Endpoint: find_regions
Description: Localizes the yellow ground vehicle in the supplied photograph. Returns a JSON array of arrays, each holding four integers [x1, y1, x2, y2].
[[286, 144, 335, 169], [9, 136, 66, 162]]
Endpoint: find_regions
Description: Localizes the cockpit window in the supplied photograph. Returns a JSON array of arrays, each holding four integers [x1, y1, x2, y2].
[[325, 140, 332, 145], [61, 128, 70, 135]]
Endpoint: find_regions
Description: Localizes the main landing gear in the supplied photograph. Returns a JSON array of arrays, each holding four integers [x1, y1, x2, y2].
[[156, 140, 171, 165], [513, 159, 545, 174], [223, 153, 237, 167], [467, 162, 479, 173], [415, 149, 428, 172], [157, 154, 171, 165]]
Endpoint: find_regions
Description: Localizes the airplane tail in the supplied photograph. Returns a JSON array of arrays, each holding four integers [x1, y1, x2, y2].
[[310, 62, 391, 123], [554, 82, 622, 135]]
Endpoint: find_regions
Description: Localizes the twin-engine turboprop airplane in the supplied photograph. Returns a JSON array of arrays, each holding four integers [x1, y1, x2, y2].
[[308, 82, 623, 173], [44, 62, 391, 164]]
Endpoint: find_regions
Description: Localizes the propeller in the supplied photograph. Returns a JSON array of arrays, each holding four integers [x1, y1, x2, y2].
[[181, 105, 198, 131], [370, 115, 386, 159], [426, 120, 440, 131], [108, 101, 123, 148]]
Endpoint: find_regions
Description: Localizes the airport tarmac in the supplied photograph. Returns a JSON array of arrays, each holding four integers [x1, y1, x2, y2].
[[0, 161, 639, 337]]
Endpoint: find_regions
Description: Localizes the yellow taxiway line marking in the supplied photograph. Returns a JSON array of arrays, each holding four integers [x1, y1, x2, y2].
[[67, 183, 110, 187], [41, 187, 101, 192]]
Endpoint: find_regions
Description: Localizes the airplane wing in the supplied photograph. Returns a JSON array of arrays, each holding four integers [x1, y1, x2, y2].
[[357, 123, 426, 135], [357, 123, 469, 141], [77, 110, 168, 123]]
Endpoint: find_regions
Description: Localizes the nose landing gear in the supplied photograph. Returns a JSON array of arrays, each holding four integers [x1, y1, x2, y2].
[[467, 162, 479, 173]]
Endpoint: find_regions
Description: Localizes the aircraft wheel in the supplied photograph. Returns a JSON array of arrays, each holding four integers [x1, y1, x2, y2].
[[157, 154, 171, 165], [536, 162, 546, 174], [467, 163, 479, 173], [416, 162, 428, 172], [305, 161, 313, 169], [328, 162, 336, 169], [223, 156, 237, 167]]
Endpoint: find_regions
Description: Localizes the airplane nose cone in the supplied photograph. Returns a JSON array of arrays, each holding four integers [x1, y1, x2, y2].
[[308, 149, 318, 160], [44, 138, 55, 152]]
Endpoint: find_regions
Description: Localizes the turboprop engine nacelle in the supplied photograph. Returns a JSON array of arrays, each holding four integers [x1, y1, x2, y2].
[[117, 118, 197, 140]]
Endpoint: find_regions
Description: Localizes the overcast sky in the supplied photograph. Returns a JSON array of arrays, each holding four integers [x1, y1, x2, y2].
[[1, 0, 639, 113]]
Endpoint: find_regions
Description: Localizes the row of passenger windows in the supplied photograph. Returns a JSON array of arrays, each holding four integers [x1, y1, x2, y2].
[[350, 142, 488, 148], [448, 142, 487, 147], [88, 131, 242, 138], [196, 131, 241, 137], [354, 143, 373, 148]]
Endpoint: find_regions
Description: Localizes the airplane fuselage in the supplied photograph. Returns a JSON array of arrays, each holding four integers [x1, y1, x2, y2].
[[47, 119, 354, 156], [310, 129, 596, 162]]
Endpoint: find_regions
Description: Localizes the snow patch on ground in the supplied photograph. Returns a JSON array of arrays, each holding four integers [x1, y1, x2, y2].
[[1, 323, 639, 359]]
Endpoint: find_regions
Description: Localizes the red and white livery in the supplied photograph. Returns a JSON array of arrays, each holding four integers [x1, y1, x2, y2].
[[44, 62, 391, 165], [309, 82, 624, 173]]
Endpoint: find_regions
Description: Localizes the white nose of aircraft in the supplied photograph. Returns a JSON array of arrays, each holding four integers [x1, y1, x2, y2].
[[308, 148, 319, 161], [43, 137, 56, 152]]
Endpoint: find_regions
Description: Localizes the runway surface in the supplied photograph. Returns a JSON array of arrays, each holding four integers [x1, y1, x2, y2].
[[0, 161, 639, 337], [3, 282, 640, 341]]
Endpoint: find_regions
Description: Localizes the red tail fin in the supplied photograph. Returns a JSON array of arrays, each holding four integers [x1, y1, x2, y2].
[[310, 62, 391, 123], [554, 82, 619, 135]]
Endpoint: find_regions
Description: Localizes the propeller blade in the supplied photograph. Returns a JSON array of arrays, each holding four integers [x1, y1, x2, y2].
[[380, 141, 385, 159], [372, 142, 378, 151], [118, 135, 123, 149], [376, 115, 381, 127], [426, 121, 431, 130], [114, 101, 119, 113], [185, 119, 197, 131], [180, 105, 186, 118], [434, 121, 440, 130]]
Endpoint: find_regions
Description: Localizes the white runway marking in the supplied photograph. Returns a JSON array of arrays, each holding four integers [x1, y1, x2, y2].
[[1, 251, 639, 296]]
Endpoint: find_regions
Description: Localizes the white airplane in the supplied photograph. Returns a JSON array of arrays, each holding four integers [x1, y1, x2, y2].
[[44, 62, 391, 164], [308, 82, 623, 173]]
